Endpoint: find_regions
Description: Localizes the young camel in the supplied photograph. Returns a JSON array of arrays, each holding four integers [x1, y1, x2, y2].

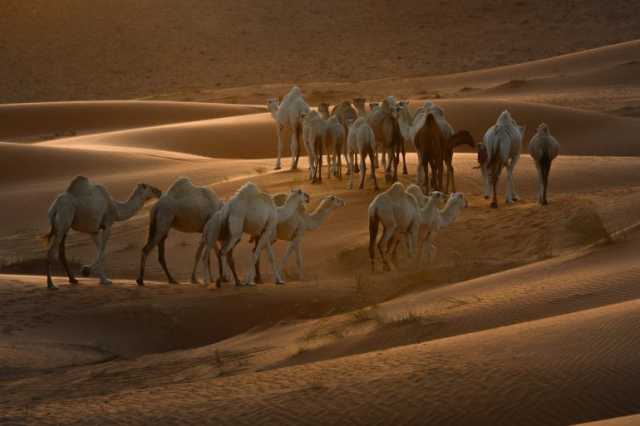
[[136, 177, 224, 286], [43, 176, 161, 289], [482, 110, 526, 208], [347, 117, 379, 190], [267, 86, 310, 170], [414, 113, 445, 194], [528, 123, 560, 205], [443, 130, 476, 193], [254, 194, 346, 282], [201, 183, 310, 286], [416, 192, 468, 262], [302, 110, 328, 183]]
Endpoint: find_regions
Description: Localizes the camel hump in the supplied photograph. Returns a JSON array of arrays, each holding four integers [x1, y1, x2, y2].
[[235, 181, 260, 199], [496, 110, 514, 126], [387, 182, 406, 197], [166, 177, 197, 198], [66, 176, 93, 196]]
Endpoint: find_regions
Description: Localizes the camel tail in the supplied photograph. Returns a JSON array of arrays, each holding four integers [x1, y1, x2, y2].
[[540, 149, 551, 188], [40, 206, 57, 247], [368, 205, 379, 269]]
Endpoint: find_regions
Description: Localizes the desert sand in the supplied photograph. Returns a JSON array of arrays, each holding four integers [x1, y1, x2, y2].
[[3, 4, 640, 424]]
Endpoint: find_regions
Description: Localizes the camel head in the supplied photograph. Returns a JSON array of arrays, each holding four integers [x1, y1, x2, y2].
[[448, 192, 468, 208], [266, 98, 280, 115], [136, 183, 162, 201], [537, 123, 549, 135], [325, 195, 346, 208], [353, 97, 366, 110], [397, 100, 410, 108], [287, 188, 310, 205]]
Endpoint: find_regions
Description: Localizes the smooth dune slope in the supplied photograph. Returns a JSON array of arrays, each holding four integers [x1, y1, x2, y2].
[[0, 101, 263, 141]]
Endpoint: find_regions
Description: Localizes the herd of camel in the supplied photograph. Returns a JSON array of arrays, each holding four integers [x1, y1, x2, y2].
[[41, 86, 560, 289]]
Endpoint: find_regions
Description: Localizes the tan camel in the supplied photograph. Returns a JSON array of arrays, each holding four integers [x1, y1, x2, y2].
[[528, 123, 560, 205], [331, 100, 360, 172], [347, 117, 379, 190], [254, 194, 346, 281], [414, 113, 445, 193], [415, 192, 467, 261], [201, 183, 310, 286], [267, 86, 310, 170], [367, 97, 402, 182], [43, 176, 161, 289], [443, 130, 476, 193], [302, 110, 328, 183], [325, 116, 346, 178], [136, 177, 223, 286]]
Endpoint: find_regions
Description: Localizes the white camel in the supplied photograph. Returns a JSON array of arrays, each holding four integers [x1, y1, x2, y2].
[[481, 110, 526, 208], [302, 110, 328, 183], [267, 86, 310, 170], [254, 194, 346, 281], [43, 176, 161, 289], [416, 192, 467, 261], [136, 177, 224, 286], [405, 183, 431, 208], [347, 117, 379, 190], [368, 182, 422, 271], [201, 183, 309, 286], [528, 123, 560, 205]]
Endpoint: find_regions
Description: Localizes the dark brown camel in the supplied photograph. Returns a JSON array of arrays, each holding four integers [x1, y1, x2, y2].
[[414, 113, 444, 194], [443, 130, 476, 193]]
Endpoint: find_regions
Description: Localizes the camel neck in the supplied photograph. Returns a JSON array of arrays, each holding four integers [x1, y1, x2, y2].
[[114, 190, 145, 222], [277, 198, 301, 222], [268, 104, 279, 120], [304, 200, 334, 230]]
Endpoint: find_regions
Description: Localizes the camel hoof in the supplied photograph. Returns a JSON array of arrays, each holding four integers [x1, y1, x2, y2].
[[542, 200, 548, 206], [190, 278, 200, 285], [100, 280, 112, 286], [47, 284, 58, 290], [274, 165, 282, 170], [276, 281, 285, 285], [69, 277, 79, 285], [136, 278, 145, 286], [81, 266, 91, 277], [169, 280, 179, 285], [490, 202, 498, 209]]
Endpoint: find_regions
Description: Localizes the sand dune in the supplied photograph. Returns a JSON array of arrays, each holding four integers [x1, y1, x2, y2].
[[0, 100, 263, 142]]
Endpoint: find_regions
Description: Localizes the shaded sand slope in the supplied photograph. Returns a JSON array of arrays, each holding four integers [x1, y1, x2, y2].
[[0, 101, 263, 141], [4, 248, 640, 424]]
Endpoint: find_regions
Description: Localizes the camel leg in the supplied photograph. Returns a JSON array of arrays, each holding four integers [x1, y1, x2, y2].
[[158, 237, 178, 284], [359, 154, 367, 190], [377, 224, 396, 272], [280, 240, 296, 277], [265, 236, 284, 284], [542, 161, 551, 205], [92, 226, 112, 285], [510, 156, 520, 201], [137, 211, 173, 286], [490, 164, 500, 209], [59, 234, 78, 284], [253, 239, 264, 284], [190, 240, 205, 284], [293, 239, 304, 280], [402, 142, 408, 175], [370, 152, 379, 191], [45, 206, 73, 290], [46, 233, 62, 290], [81, 232, 101, 277], [450, 165, 456, 193], [481, 164, 491, 199], [218, 222, 242, 287], [244, 231, 268, 285], [353, 151, 360, 173], [348, 150, 355, 190], [275, 124, 284, 170], [290, 126, 300, 170]]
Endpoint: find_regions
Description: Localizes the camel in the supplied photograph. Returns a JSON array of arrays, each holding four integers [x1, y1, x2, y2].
[[302, 110, 328, 183], [367, 97, 402, 182], [202, 183, 309, 286], [318, 102, 330, 119], [528, 123, 560, 205], [267, 86, 310, 170], [416, 192, 467, 262], [347, 117, 379, 190], [353, 97, 367, 117], [405, 183, 430, 208], [331, 100, 360, 172], [136, 177, 223, 286], [414, 113, 445, 194], [443, 130, 476, 193], [369, 102, 380, 112], [368, 182, 430, 271], [43, 176, 161, 289], [481, 110, 526, 208], [325, 116, 346, 178], [254, 194, 346, 281]]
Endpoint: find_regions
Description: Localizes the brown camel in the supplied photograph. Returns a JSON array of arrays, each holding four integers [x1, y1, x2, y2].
[[443, 130, 476, 193], [414, 113, 444, 194], [367, 97, 401, 183], [331, 100, 359, 172]]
